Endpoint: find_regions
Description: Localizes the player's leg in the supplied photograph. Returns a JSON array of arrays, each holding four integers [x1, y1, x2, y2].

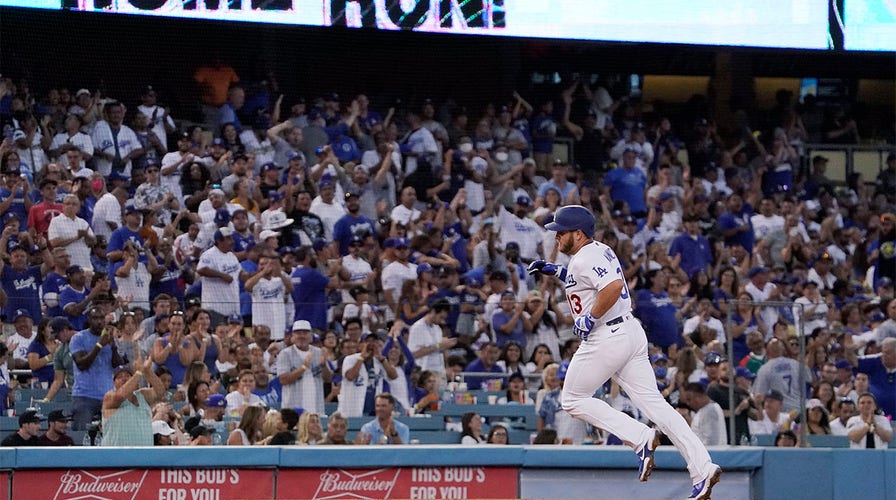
[[560, 335, 653, 448], [613, 329, 717, 486]]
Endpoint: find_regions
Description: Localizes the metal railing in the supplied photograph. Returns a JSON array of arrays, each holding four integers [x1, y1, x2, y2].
[[724, 300, 807, 447]]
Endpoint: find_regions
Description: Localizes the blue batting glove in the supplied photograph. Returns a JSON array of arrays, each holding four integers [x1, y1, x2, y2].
[[527, 260, 567, 281], [573, 312, 597, 341], [527, 260, 548, 275]]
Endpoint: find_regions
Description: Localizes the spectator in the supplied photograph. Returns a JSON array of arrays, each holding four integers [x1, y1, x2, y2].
[[805, 398, 831, 435], [856, 337, 896, 417], [381, 326, 416, 414], [668, 213, 713, 279], [320, 411, 352, 445], [496, 196, 544, 263], [603, 146, 647, 217], [91, 101, 144, 179], [151, 311, 194, 389], [634, 269, 679, 352], [461, 411, 486, 444], [411, 370, 440, 414], [35, 409, 74, 446], [197, 227, 245, 327], [381, 237, 418, 316], [41, 317, 76, 403], [706, 363, 759, 445], [681, 382, 726, 446], [356, 393, 408, 445], [225, 369, 264, 416], [1, 410, 41, 447], [277, 320, 331, 415], [408, 299, 456, 381], [60, 265, 108, 331], [289, 246, 330, 331], [748, 389, 790, 436], [70, 306, 127, 429], [532, 429, 559, 445], [27, 179, 63, 241], [188, 424, 216, 446], [133, 160, 179, 227], [774, 430, 798, 447], [296, 411, 324, 445], [829, 397, 855, 436], [464, 342, 505, 391], [26, 317, 60, 387], [114, 230, 158, 314], [537, 361, 588, 445], [246, 254, 293, 342], [753, 338, 813, 412], [101, 355, 167, 446], [1, 241, 52, 324], [847, 393, 894, 449], [339, 330, 396, 417], [227, 404, 266, 446], [487, 424, 510, 445], [683, 299, 726, 348], [267, 407, 300, 445]]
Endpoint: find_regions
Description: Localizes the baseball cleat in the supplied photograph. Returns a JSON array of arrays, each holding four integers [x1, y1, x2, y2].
[[688, 464, 722, 499], [637, 430, 661, 482]]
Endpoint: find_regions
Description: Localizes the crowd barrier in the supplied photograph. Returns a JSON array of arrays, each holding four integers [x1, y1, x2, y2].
[[0, 446, 893, 499]]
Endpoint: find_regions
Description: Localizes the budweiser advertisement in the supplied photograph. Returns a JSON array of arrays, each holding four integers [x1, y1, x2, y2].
[[12, 468, 274, 500], [278, 467, 518, 500]]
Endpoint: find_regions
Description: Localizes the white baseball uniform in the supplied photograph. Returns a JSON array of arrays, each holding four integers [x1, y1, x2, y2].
[[560, 240, 715, 483]]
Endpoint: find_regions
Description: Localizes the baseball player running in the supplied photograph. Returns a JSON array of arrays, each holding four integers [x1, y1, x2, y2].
[[529, 205, 721, 499]]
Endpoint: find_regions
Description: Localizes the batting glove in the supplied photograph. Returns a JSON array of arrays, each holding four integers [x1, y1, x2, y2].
[[573, 312, 597, 341], [527, 260, 568, 281]]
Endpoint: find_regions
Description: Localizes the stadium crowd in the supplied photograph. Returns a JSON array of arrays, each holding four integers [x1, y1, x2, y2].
[[0, 68, 894, 448]]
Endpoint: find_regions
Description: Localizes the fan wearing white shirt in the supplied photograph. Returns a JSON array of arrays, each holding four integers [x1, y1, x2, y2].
[[196, 227, 246, 325], [137, 87, 176, 151], [309, 178, 346, 241], [245, 255, 293, 342], [49, 114, 94, 169]]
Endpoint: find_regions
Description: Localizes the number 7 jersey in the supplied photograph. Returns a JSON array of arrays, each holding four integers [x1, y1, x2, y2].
[[564, 240, 632, 326]]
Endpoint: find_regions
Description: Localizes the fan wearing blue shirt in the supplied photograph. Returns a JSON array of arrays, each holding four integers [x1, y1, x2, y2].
[[634, 270, 680, 351], [669, 214, 714, 279], [603, 147, 647, 216]]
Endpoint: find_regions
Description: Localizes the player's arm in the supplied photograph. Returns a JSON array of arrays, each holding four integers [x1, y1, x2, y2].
[[589, 279, 624, 319]]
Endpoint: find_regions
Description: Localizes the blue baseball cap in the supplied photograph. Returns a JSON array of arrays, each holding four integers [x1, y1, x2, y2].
[[735, 367, 755, 380], [650, 353, 668, 364], [124, 201, 140, 214], [214, 208, 231, 227], [286, 150, 304, 162], [557, 361, 570, 381], [545, 205, 595, 235], [207, 394, 226, 408], [12, 309, 31, 321]]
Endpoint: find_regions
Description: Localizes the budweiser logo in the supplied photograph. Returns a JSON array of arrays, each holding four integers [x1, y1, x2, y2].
[[313, 469, 400, 500], [54, 469, 148, 500]]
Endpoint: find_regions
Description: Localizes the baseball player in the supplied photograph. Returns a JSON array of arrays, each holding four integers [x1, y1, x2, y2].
[[529, 205, 721, 500]]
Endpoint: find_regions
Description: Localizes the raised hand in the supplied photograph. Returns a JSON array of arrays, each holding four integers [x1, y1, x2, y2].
[[527, 260, 567, 281]]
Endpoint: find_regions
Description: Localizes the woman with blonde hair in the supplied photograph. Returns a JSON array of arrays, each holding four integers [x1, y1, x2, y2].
[[227, 405, 266, 445], [296, 412, 323, 445], [534, 363, 561, 415]]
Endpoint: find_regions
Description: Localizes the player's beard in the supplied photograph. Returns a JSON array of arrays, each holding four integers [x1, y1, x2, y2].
[[557, 233, 573, 254]]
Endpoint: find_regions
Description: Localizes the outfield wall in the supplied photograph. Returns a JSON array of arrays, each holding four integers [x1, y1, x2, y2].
[[0, 446, 893, 499]]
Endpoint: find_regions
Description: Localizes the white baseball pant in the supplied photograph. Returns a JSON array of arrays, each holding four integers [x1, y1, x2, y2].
[[561, 315, 715, 483]]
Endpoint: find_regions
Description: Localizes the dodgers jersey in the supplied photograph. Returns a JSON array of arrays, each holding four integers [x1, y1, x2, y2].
[[564, 240, 633, 325]]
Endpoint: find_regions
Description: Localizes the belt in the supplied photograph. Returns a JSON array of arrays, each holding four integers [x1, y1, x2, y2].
[[605, 313, 634, 327]]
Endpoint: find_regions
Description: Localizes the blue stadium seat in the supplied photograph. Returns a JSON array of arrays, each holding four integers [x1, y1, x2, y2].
[[806, 434, 850, 448]]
